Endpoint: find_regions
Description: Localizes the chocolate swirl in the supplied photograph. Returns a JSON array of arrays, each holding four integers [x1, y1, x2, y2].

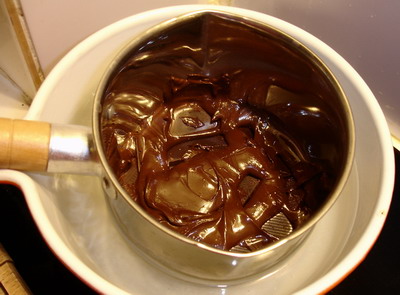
[[100, 13, 346, 251]]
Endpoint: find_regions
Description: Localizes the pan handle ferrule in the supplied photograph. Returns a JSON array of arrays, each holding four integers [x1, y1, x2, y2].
[[48, 124, 101, 175]]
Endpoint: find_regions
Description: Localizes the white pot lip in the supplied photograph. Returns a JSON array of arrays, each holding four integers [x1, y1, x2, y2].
[[5, 4, 394, 295]]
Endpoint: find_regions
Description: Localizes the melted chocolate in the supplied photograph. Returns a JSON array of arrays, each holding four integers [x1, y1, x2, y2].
[[100, 13, 347, 251]]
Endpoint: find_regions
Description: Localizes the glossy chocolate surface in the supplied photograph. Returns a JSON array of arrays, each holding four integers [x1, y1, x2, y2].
[[100, 13, 347, 251]]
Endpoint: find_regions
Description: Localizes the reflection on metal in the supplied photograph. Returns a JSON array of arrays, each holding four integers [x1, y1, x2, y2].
[[48, 124, 101, 175]]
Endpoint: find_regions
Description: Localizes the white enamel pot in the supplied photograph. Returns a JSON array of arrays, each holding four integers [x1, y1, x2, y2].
[[0, 5, 393, 295]]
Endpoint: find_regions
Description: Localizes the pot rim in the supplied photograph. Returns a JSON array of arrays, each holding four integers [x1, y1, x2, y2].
[[92, 8, 356, 258]]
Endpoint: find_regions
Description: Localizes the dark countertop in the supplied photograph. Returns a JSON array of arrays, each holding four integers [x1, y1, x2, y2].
[[1, 148, 398, 294]]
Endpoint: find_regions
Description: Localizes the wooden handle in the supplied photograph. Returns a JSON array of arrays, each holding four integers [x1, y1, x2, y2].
[[0, 243, 32, 294], [0, 118, 51, 171]]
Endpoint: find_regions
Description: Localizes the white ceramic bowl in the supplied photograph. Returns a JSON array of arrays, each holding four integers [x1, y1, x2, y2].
[[0, 5, 394, 294]]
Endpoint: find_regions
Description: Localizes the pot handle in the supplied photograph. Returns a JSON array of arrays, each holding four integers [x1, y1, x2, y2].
[[0, 118, 50, 171], [0, 118, 100, 175]]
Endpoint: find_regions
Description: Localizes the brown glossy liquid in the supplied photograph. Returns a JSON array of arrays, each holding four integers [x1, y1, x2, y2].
[[100, 13, 346, 251]]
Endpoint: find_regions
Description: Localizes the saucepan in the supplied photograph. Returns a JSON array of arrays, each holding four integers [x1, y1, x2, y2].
[[0, 9, 355, 283]]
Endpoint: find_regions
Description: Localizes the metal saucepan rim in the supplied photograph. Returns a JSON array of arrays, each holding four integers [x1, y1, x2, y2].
[[92, 8, 356, 257]]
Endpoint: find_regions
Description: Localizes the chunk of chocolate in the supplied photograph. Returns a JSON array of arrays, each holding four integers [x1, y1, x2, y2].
[[167, 135, 227, 166], [169, 103, 219, 137], [262, 212, 293, 239], [238, 175, 260, 205]]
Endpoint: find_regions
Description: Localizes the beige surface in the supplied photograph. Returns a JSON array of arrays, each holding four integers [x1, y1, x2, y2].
[[18, 0, 400, 142]]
